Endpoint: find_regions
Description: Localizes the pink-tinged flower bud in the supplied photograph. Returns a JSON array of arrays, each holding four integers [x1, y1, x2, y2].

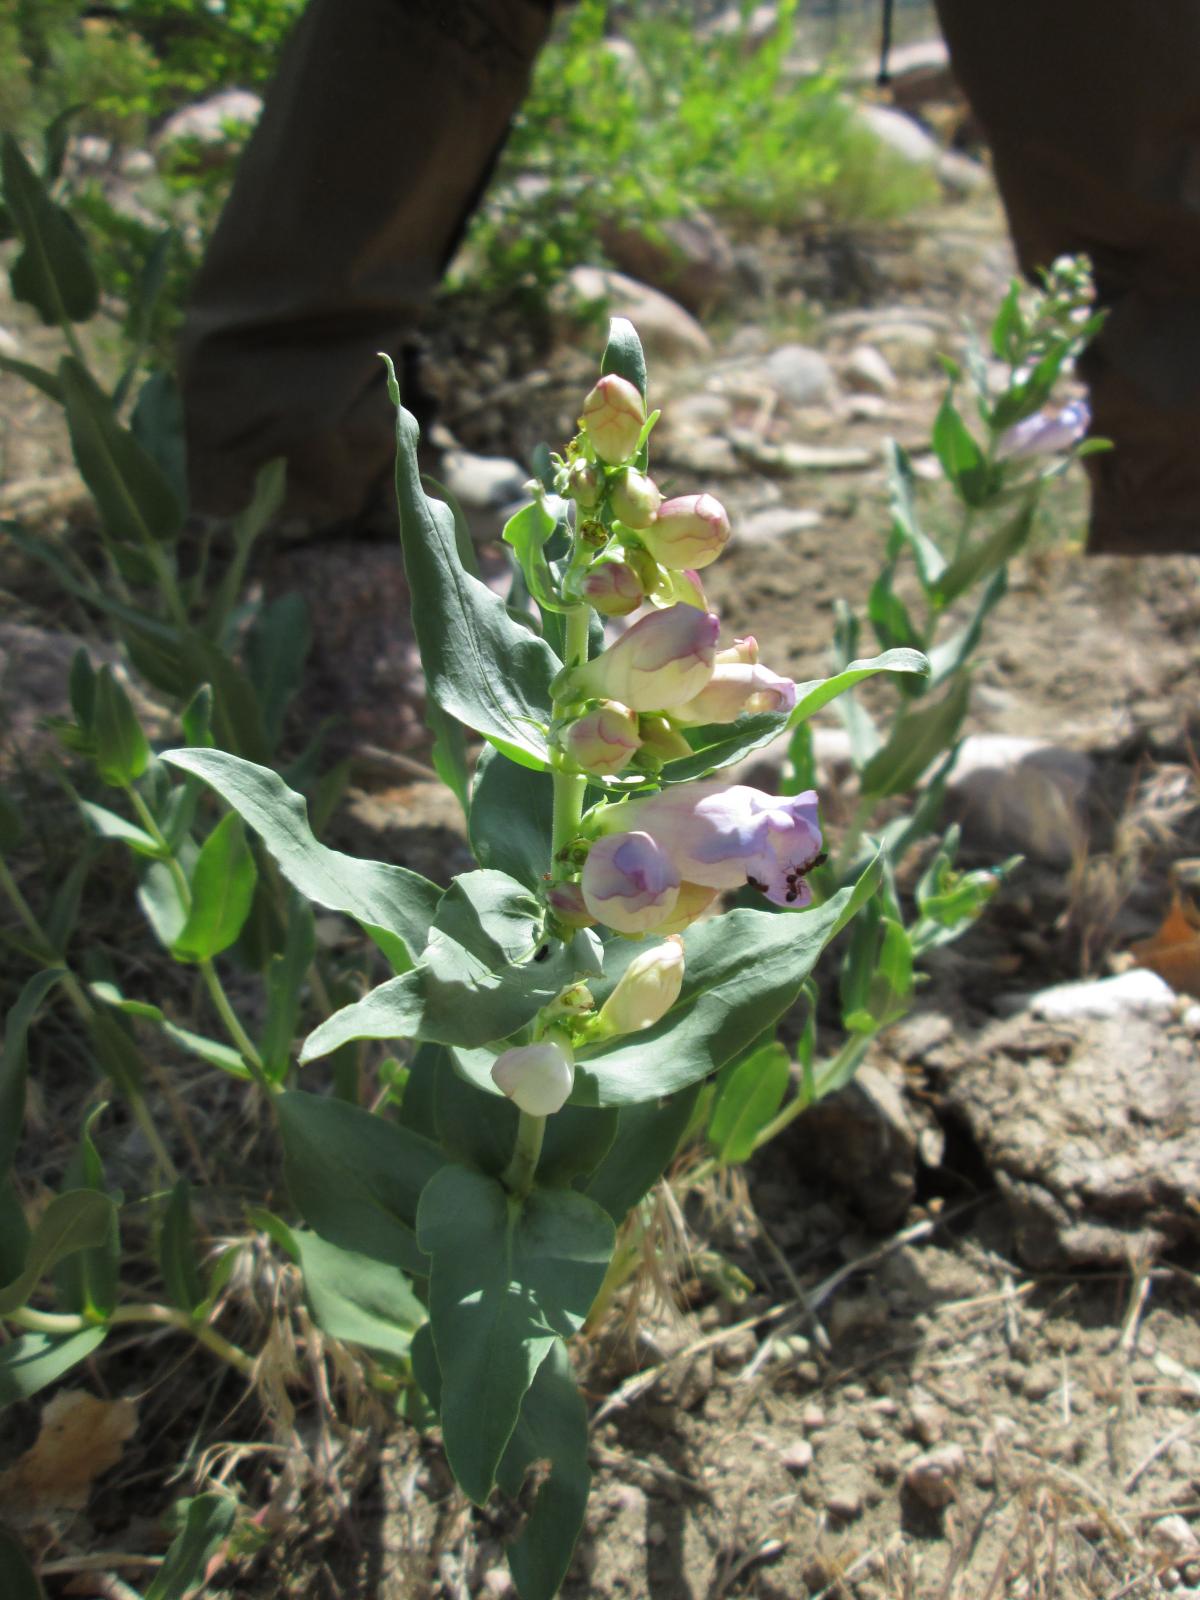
[[639, 493, 731, 570], [559, 701, 642, 776], [581, 830, 680, 934], [650, 565, 709, 611], [566, 458, 602, 507], [717, 636, 759, 666], [580, 560, 644, 616], [595, 936, 685, 1037], [546, 881, 595, 929], [492, 1041, 575, 1116], [610, 467, 661, 529], [994, 399, 1089, 462], [623, 782, 823, 908], [581, 375, 646, 465], [652, 880, 720, 934], [636, 714, 694, 763], [571, 604, 719, 713], [669, 662, 797, 726]]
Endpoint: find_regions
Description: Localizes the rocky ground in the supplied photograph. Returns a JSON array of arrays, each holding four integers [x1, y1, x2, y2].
[[2, 58, 1200, 1600]]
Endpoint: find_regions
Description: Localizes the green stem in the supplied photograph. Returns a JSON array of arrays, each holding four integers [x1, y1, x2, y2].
[[583, 1216, 646, 1335], [502, 1111, 545, 1198], [551, 606, 592, 859], [200, 959, 274, 1095], [9, 1302, 257, 1381], [124, 785, 192, 912]]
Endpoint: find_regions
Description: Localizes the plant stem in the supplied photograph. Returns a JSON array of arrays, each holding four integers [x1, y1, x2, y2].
[[583, 1216, 645, 1335], [8, 1302, 257, 1381], [502, 1111, 545, 1198], [200, 959, 274, 1095], [124, 784, 192, 912], [551, 605, 592, 858]]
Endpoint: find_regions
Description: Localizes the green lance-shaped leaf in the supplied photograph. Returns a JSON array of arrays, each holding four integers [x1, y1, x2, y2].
[[0, 353, 63, 400], [0, 1526, 47, 1600], [260, 892, 316, 1081], [144, 1493, 237, 1600], [1, 969, 65, 1179], [90, 979, 250, 1081], [91, 665, 151, 787], [884, 439, 947, 592], [503, 497, 571, 617], [454, 856, 881, 1108], [788, 648, 929, 729], [601, 315, 648, 401], [294, 1231, 424, 1360], [54, 1106, 119, 1319], [160, 1180, 205, 1314], [171, 812, 258, 962], [859, 673, 970, 800], [301, 870, 583, 1058], [416, 1166, 613, 1504], [0, 1328, 108, 1410], [162, 748, 440, 972], [384, 355, 559, 771], [59, 357, 183, 546], [78, 800, 162, 857], [931, 393, 991, 506], [583, 1084, 701, 1224], [0, 1180, 30, 1287], [245, 592, 311, 750], [931, 501, 1035, 609], [1, 132, 98, 325], [470, 747, 554, 890], [0, 1190, 119, 1317], [277, 1090, 446, 1276], [499, 1339, 591, 1600], [707, 1040, 791, 1165]]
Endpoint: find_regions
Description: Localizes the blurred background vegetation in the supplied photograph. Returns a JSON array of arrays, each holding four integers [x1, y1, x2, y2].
[[2, 0, 940, 361]]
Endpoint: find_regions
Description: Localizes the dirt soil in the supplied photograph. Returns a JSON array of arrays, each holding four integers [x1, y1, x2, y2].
[[2, 150, 1199, 1600]]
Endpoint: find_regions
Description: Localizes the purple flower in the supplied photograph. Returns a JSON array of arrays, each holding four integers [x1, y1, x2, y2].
[[581, 830, 680, 934], [669, 661, 797, 726], [623, 782, 823, 907], [546, 880, 595, 929], [570, 604, 719, 713], [995, 399, 1089, 461]]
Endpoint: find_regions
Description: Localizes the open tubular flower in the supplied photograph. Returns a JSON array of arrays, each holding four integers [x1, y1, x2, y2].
[[581, 374, 646, 465], [492, 1041, 575, 1116], [639, 493, 731, 570], [669, 661, 797, 726], [569, 604, 719, 713], [595, 936, 685, 1037], [994, 398, 1089, 461], [581, 830, 680, 934], [559, 701, 642, 776], [623, 782, 823, 907]]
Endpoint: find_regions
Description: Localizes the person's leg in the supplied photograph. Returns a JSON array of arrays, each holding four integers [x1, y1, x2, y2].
[[935, 0, 1200, 555], [180, 0, 555, 524]]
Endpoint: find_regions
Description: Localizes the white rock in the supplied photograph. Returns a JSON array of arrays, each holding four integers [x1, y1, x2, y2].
[[1029, 970, 1178, 1023], [1182, 1003, 1200, 1036], [440, 448, 527, 511], [665, 391, 734, 429], [763, 342, 837, 406], [120, 149, 157, 179], [904, 1444, 967, 1509], [74, 134, 113, 166], [856, 103, 941, 166], [0, 325, 22, 360], [947, 734, 1094, 866], [563, 267, 711, 364], [938, 150, 989, 195], [844, 344, 897, 395], [737, 506, 821, 543], [728, 431, 873, 472], [780, 1439, 814, 1474], [157, 90, 263, 150]]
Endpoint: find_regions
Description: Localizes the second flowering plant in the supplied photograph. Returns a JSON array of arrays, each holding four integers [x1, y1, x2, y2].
[[162, 321, 925, 1599]]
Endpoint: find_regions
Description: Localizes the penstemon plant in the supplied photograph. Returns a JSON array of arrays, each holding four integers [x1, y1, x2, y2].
[[145, 318, 916, 1597]]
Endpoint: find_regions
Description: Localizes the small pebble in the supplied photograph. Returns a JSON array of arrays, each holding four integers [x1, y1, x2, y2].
[[1022, 1362, 1059, 1401], [481, 1569, 514, 1597], [780, 1439, 814, 1475], [907, 1401, 944, 1445], [904, 1444, 968, 1510], [825, 1485, 864, 1520], [802, 1404, 828, 1431]]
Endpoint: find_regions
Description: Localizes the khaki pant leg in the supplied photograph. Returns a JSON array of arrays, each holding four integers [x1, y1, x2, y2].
[[180, 0, 554, 522], [935, 0, 1200, 555]]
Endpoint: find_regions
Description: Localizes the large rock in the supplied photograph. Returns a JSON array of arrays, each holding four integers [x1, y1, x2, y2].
[[156, 91, 263, 158], [939, 1011, 1200, 1269], [598, 212, 737, 315], [763, 343, 838, 407], [562, 267, 712, 364], [945, 735, 1094, 867]]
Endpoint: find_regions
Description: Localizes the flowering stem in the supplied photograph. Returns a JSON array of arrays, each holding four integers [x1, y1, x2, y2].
[[502, 1111, 545, 1198], [551, 606, 592, 859]]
